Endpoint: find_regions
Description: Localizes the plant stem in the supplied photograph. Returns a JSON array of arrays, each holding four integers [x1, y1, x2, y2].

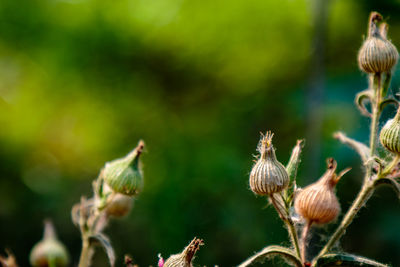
[[300, 220, 312, 263], [313, 74, 383, 266], [286, 219, 302, 261], [314, 181, 374, 263], [380, 154, 400, 178], [78, 237, 91, 267], [367, 73, 381, 179], [270, 195, 301, 260]]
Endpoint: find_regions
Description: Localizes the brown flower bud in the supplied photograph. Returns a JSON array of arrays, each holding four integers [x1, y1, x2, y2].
[[105, 193, 134, 217], [358, 12, 398, 74], [249, 131, 289, 196], [294, 159, 350, 224], [163, 238, 204, 267]]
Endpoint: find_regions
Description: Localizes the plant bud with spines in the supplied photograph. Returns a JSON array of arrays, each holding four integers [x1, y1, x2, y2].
[[163, 238, 204, 267], [294, 159, 350, 224], [29, 220, 69, 267], [249, 131, 289, 196], [358, 12, 398, 74], [380, 108, 400, 154], [102, 140, 144, 196]]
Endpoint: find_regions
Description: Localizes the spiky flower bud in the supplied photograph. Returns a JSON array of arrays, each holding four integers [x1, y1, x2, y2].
[[380, 108, 400, 154], [102, 140, 144, 196], [30, 220, 69, 267], [249, 131, 289, 196], [294, 159, 350, 224], [358, 12, 398, 74], [163, 238, 204, 267]]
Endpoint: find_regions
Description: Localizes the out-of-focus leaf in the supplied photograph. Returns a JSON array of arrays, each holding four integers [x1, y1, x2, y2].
[[315, 253, 389, 267], [238, 245, 302, 267], [89, 233, 115, 267], [379, 98, 398, 113], [375, 177, 400, 200], [355, 89, 373, 117], [334, 132, 370, 163]]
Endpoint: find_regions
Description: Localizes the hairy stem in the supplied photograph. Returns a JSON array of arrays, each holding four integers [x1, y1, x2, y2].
[[300, 220, 312, 263], [270, 195, 301, 260], [314, 181, 374, 263], [313, 74, 384, 265]]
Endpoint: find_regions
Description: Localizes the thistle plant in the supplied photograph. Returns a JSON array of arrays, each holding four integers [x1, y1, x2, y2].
[[239, 11, 400, 267], [70, 140, 145, 267]]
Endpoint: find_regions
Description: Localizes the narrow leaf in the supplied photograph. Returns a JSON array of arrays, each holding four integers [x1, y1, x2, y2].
[[375, 177, 400, 199], [286, 139, 304, 182], [334, 132, 370, 163], [315, 253, 389, 267], [89, 233, 116, 267], [379, 98, 398, 113], [238, 245, 302, 267], [355, 90, 373, 117]]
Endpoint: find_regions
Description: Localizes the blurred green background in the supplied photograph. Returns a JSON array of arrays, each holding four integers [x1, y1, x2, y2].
[[1, 0, 400, 266]]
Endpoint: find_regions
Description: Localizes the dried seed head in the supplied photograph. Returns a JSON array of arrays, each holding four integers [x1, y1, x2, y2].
[[294, 159, 350, 224], [358, 12, 398, 74], [102, 141, 144, 196], [249, 131, 289, 196], [380, 108, 400, 154], [29, 220, 69, 267], [163, 238, 204, 267]]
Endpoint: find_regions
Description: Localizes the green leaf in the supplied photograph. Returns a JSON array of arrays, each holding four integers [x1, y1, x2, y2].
[[334, 132, 370, 164], [375, 177, 400, 199], [315, 253, 389, 267], [355, 89, 373, 117], [286, 139, 304, 182], [89, 233, 115, 267], [379, 98, 398, 113], [238, 245, 302, 267]]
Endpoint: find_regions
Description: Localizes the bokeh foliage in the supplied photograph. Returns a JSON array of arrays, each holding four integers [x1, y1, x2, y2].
[[1, 0, 400, 266]]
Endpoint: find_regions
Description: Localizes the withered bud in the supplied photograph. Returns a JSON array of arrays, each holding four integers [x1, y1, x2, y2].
[[294, 159, 350, 224], [163, 238, 204, 267]]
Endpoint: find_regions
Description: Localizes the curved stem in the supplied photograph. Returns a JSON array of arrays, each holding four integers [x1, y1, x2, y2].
[[300, 220, 312, 263], [270, 195, 301, 260], [380, 154, 400, 178]]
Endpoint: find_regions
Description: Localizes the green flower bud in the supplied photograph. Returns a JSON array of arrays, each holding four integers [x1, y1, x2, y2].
[[102, 141, 144, 196], [380, 109, 400, 154], [30, 220, 69, 267], [249, 131, 289, 196]]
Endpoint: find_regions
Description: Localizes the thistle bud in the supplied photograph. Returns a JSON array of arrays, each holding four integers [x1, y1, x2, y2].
[[163, 238, 203, 267], [249, 131, 289, 196], [30, 220, 69, 267], [358, 12, 398, 74], [102, 140, 144, 196], [380, 108, 400, 154], [294, 159, 350, 224]]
